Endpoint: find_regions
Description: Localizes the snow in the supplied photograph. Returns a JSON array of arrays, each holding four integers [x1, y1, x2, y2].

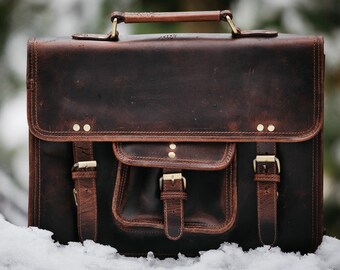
[[0, 215, 339, 270]]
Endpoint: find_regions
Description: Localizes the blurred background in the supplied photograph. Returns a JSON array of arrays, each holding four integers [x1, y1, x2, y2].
[[0, 0, 339, 238]]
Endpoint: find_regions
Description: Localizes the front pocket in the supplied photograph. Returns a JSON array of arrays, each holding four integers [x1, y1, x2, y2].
[[112, 142, 237, 238]]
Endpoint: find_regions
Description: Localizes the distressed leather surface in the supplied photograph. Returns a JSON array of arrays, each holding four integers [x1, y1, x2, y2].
[[28, 138, 323, 256], [27, 34, 323, 142], [27, 33, 324, 257]]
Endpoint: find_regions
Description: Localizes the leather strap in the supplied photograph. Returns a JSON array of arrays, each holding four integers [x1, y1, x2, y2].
[[160, 168, 187, 240], [72, 142, 98, 242], [254, 142, 280, 246]]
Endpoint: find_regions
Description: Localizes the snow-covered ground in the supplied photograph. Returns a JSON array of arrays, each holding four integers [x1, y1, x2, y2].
[[0, 215, 339, 270]]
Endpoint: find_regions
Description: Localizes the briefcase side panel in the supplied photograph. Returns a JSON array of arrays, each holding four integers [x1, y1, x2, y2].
[[28, 135, 79, 242], [28, 133, 38, 227]]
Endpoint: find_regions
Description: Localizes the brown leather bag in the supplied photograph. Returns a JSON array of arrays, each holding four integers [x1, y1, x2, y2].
[[27, 10, 324, 257]]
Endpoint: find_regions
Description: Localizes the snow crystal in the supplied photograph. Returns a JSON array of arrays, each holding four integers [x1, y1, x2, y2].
[[0, 215, 339, 270]]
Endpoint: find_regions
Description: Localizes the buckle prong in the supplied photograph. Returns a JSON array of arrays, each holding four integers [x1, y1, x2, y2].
[[253, 155, 280, 174], [72, 160, 97, 171], [159, 173, 187, 190]]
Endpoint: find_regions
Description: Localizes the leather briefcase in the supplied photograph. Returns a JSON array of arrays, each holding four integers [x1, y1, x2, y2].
[[27, 10, 324, 257]]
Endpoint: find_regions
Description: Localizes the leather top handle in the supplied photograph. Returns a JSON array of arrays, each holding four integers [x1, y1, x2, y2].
[[110, 10, 232, 24], [73, 9, 277, 41], [109, 10, 242, 39]]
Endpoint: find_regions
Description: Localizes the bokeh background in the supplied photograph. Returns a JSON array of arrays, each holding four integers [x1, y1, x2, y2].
[[0, 0, 339, 238]]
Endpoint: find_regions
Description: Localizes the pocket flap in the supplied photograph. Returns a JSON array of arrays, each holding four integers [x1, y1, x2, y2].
[[112, 142, 235, 170]]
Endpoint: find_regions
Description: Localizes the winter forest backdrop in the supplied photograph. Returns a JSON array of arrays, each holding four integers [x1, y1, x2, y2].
[[0, 0, 339, 242]]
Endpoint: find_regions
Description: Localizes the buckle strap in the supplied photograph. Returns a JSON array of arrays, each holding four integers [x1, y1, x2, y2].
[[72, 142, 98, 242], [160, 192, 187, 200], [160, 169, 187, 240], [254, 142, 280, 246], [254, 174, 280, 182]]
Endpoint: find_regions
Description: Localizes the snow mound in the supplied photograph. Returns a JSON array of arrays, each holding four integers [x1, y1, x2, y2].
[[0, 215, 339, 270]]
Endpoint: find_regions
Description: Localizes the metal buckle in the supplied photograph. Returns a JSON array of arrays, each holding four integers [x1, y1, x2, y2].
[[72, 160, 97, 171], [73, 188, 78, 207], [159, 173, 187, 191], [253, 155, 280, 174]]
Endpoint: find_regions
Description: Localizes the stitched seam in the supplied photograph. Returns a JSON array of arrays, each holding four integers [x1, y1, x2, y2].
[[312, 130, 315, 247], [118, 165, 128, 211], [164, 194, 169, 237], [32, 40, 42, 228], [92, 178, 98, 241], [311, 39, 317, 248], [31, 126, 322, 136], [314, 40, 320, 248], [313, 39, 316, 128], [257, 182, 264, 245], [223, 168, 227, 225], [274, 183, 277, 244], [76, 180, 83, 241], [31, 38, 320, 138], [180, 196, 184, 237], [89, 142, 98, 241], [37, 138, 41, 227], [225, 162, 231, 228], [111, 162, 122, 222], [315, 133, 318, 247]]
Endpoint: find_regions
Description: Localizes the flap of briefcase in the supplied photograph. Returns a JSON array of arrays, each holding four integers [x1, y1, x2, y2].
[[27, 34, 324, 143]]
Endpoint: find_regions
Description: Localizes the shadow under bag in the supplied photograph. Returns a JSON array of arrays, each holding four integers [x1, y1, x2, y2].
[[27, 10, 324, 257]]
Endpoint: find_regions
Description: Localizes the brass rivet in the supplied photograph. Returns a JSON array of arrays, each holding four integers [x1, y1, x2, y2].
[[268, 124, 275, 132], [83, 124, 91, 132], [257, 124, 264, 132], [73, 124, 80, 131], [168, 152, 176, 159], [169, 143, 177, 150]]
